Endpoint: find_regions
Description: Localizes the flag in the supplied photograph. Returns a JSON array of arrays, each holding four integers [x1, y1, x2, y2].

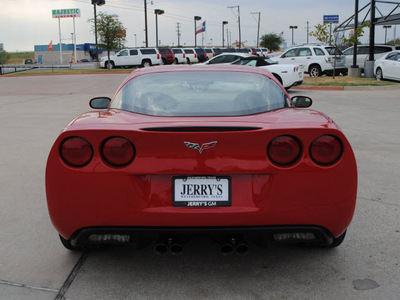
[[48, 41, 53, 51], [196, 21, 206, 35]]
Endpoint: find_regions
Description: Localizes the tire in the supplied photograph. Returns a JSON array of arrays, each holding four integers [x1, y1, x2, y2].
[[376, 67, 383, 81], [161, 58, 166, 65], [341, 70, 348, 76], [186, 58, 190, 64], [309, 64, 322, 77], [105, 61, 115, 69], [141, 60, 152, 68], [173, 58, 178, 64]]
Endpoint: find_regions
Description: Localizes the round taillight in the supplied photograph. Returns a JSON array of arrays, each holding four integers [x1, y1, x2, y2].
[[310, 135, 343, 165], [60, 137, 93, 167], [102, 137, 135, 167], [268, 135, 301, 166]]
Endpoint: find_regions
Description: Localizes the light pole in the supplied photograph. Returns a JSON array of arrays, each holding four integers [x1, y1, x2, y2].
[[222, 21, 228, 48], [134, 34, 137, 47], [154, 9, 164, 48], [194, 16, 201, 47], [289, 25, 298, 45], [92, 0, 105, 62], [384, 25, 392, 43]]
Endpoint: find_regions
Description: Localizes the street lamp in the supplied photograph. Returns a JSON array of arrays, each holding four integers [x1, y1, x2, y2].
[[92, 0, 105, 62], [154, 9, 164, 48], [194, 16, 201, 47], [289, 25, 298, 45], [222, 21, 228, 48], [383, 25, 392, 43]]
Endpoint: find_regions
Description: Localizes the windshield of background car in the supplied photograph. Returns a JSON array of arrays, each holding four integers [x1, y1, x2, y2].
[[111, 71, 290, 116]]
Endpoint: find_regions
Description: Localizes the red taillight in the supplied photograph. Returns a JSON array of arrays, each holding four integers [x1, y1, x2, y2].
[[60, 137, 93, 167], [194, 53, 197, 58], [213, 53, 215, 57], [183, 53, 186, 58], [310, 135, 343, 165], [268, 135, 301, 166], [204, 53, 207, 58], [157, 54, 160, 59], [101, 137, 135, 167]]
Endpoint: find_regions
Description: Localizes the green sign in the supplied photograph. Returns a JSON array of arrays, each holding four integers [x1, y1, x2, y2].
[[52, 8, 81, 18]]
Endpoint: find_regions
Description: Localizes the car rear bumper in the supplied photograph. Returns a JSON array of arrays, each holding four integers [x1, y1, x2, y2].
[[69, 225, 337, 248]]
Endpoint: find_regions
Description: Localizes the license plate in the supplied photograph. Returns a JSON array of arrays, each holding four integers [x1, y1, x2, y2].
[[173, 176, 231, 207]]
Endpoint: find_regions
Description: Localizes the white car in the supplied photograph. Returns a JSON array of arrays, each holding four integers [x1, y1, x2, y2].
[[100, 48, 161, 68], [171, 48, 186, 64], [182, 48, 199, 64], [204, 53, 303, 89], [271, 45, 347, 77], [342, 44, 399, 71], [374, 50, 400, 82]]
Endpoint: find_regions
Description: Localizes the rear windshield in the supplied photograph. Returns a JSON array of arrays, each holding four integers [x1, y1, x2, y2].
[[140, 49, 157, 55], [111, 71, 289, 116], [325, 47, 343, 55], [172, 49, 183, 54], [158, 48, 171, 54]]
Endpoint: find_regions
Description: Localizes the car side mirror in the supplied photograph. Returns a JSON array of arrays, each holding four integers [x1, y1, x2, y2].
[[291, 96, 312, 108], [90, 97, 111, 109]]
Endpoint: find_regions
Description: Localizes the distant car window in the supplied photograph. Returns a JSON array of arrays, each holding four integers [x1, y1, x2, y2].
[[375, 46, 393, 53], [283, 49, 296, 58], [129, 49, 138, 55], [184, 49, 194, 54], [140, 49, 157, 55], [204, 49, 213, 53], [343, 48, 354, 55], [207, 56, 225, 64], [158, 49, 171, 54], [238, 59, 257, 66], [325, 47, 343, 55], [172, 49, 183, 54], [118, 50, 128, 56], [358, 47, 369, 55], [396, 46, 400, 50], [386, 53, 398, 60], [313, 48, 325, 56], [111, 71, 288, 117], [299, 48, 312, 56]]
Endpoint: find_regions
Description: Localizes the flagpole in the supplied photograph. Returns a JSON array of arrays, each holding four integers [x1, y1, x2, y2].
[[73, 16, 78, 63]]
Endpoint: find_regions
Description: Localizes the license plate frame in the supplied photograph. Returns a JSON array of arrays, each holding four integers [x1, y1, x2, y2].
[[173, 176, 231, 207]]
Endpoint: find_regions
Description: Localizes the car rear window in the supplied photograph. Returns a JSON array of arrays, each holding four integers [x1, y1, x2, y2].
[[158, 48, 171, 54], [184, 49, 194, 54], [172, 49, 183, 54], [111, 71, 289, 116], [140, 49, 157, 55]]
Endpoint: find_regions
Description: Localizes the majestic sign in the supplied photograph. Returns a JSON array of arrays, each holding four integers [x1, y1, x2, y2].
[[52, 8, 81, 18], [323, 15, 339, 24]]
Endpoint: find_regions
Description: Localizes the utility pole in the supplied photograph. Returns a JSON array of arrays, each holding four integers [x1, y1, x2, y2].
[[228, 5, 241, 48], [144, 0, 148, 47], [251, 12, 261, 48], [306, 21, 310, 44], [176, 23, 181, 47]]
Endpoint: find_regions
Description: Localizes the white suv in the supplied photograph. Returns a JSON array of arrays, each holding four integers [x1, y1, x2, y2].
[[272, 45, 347, 76], [100, 48, 161, 68], [342, 44, 400, 71]]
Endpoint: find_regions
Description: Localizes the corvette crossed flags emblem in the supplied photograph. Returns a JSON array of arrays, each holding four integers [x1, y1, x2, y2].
[[184, 141, 218, 154]]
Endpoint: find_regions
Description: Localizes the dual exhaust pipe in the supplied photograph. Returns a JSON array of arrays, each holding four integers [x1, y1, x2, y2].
[[154, 237, 249, 255]]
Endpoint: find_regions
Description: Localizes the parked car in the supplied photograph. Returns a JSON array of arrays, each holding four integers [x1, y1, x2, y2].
[[194, 48, 208, 63], [171, 48, 186, 64], [204, 48, 215, 60], [233, 55, 304, 90], [204, 53, 303, 89], [342, 44, 399, 71], [183, 48, 198, 64], [374, 50, 400, 82], [100, 48, 161, 68], [271, 45, 347, 77], [46, 65, 357, 252], [158, 48, 175, 65]]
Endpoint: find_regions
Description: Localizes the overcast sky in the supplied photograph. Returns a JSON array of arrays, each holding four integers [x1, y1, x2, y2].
[[1, 0, 398, 52]]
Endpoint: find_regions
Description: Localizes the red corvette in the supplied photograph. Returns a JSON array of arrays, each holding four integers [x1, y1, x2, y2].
[[46, 65, 357, 254]]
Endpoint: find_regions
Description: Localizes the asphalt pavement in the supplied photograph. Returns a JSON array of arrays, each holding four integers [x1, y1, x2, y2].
[[0, 74, 399, 300]]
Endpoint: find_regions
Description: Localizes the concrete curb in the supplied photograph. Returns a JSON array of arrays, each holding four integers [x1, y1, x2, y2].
[[292, 83, 400, 91]]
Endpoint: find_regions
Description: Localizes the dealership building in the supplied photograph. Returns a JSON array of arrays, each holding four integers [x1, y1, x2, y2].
[[33, 43, 108, 64]]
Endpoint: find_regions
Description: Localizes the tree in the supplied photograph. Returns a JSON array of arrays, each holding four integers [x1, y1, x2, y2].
[[260, 33, 284, 52], [90, 12, 126, 68], [309, 24, 331, 44], [387, 38, 400, 45], [341, 23, 370, 47]]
